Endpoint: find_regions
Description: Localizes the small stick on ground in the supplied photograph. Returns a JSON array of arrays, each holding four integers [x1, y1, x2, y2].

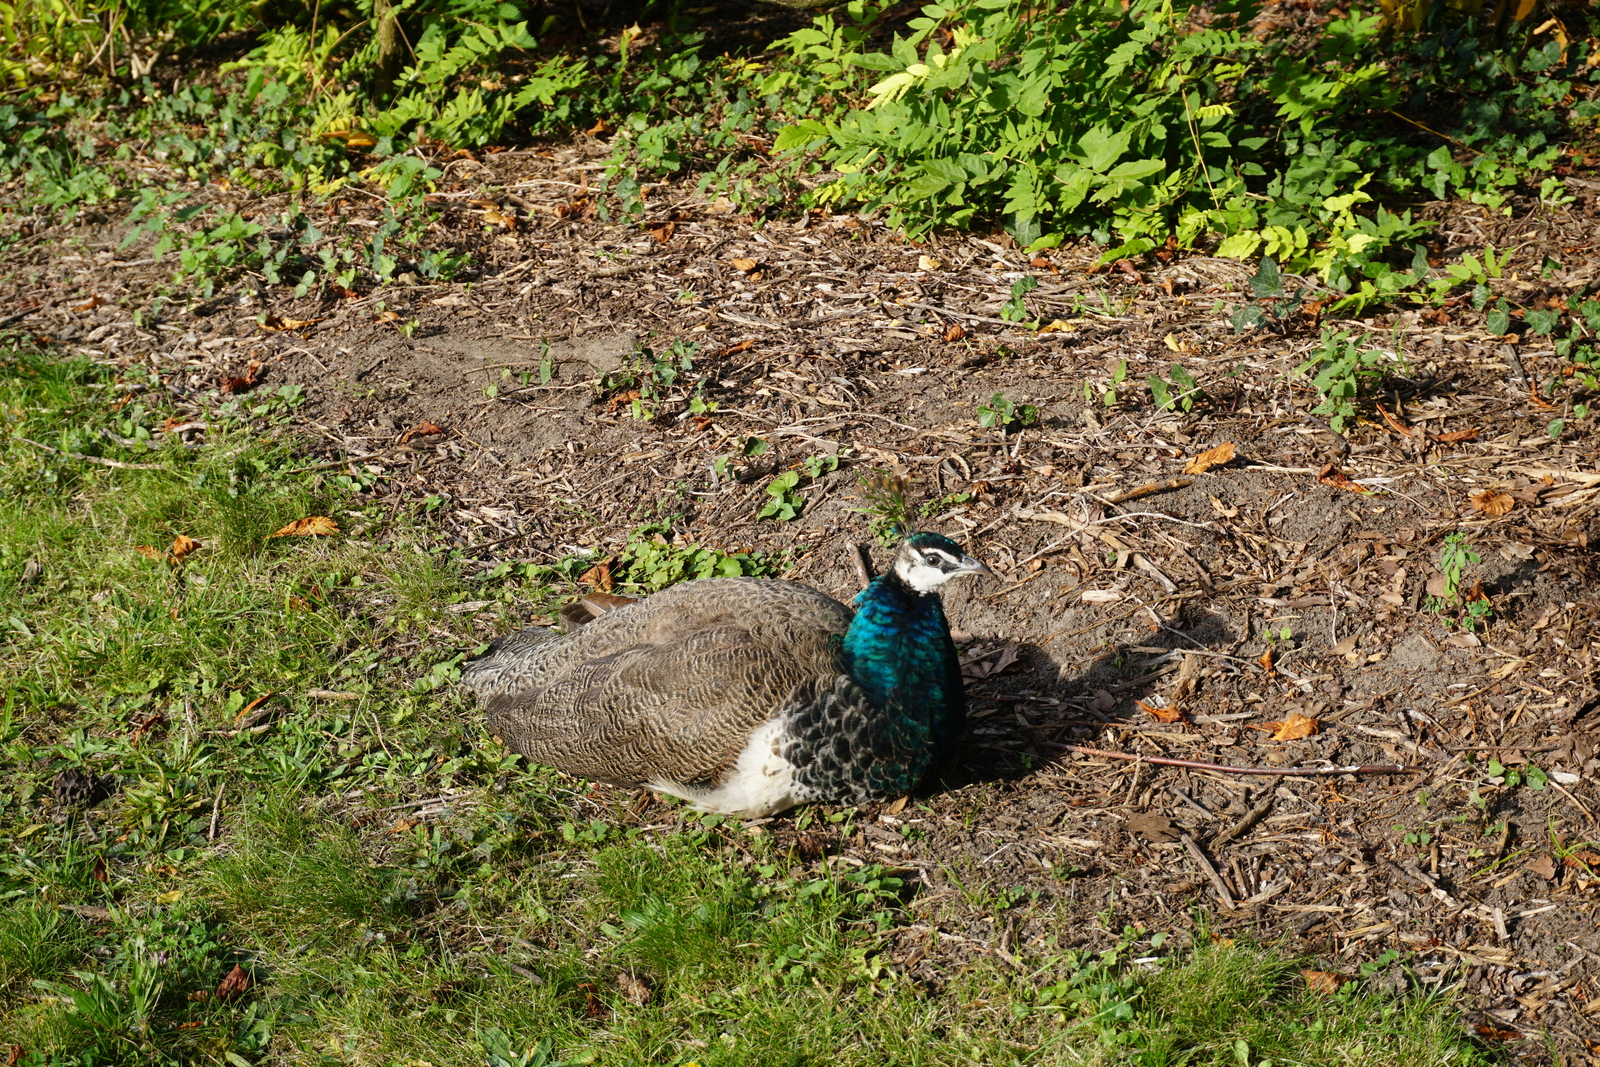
[[850, 542, 875, 590], [1181, 833, 1236, 909], [1047, 742, 1422, 777]]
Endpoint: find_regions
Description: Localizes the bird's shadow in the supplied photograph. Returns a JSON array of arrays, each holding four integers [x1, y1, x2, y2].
[[932, 611, 1240, 798]]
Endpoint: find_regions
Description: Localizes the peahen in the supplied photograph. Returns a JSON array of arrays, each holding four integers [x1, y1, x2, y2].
[[462, 532, 992, 817]]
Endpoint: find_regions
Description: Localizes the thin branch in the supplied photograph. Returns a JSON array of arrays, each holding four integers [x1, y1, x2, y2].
[[1046, 742, 1422, 777]]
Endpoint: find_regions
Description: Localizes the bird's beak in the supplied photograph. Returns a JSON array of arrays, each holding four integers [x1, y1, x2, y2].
[[958, 554, 994, 578]]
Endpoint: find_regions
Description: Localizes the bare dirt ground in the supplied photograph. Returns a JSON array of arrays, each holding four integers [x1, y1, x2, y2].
[[6, 136, 1600, 1060]]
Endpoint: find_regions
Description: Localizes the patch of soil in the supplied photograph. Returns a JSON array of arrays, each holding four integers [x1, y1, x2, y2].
[[7, 137, 1600, 1062]]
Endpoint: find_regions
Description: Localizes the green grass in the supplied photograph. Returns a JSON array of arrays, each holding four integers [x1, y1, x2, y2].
[[0, 343, 1500, 1066]]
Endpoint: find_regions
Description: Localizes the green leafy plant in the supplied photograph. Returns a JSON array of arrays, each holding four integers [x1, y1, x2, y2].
[[616, 523, 774, 592], [602, 340, 703, 419], [1084, 360, 1130, 409], [1000, 275, 1038, 323], [855, 469, 912, 544], [1425, 532, 1493, 631], [1294, 329, 1401, 434], [976, 392, 1039, 431], [1147, 364, 1202, 413], [759, 470, 804, 521]]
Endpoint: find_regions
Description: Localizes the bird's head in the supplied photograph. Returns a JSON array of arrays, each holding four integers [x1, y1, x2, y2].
[[891, 532, 993, 594]]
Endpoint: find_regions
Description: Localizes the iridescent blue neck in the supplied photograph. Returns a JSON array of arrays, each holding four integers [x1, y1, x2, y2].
[[840, 572, 964, 749]]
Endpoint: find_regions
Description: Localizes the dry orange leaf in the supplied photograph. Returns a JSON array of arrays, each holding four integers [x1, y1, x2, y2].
[[579, 559, 615, 592], [1470, 490, 1514, 516], [1300, 969, 1344, 995], [1377, 404, 1416, 438], [1317, 463, 1370, 494], [730, 257, 758, 272], [1257, 647, 1275, 674], [215, 964, 253, 1000], [138, 535, 202, 565], [399, 421, 444, 444], [1138, 700, 1184, 724], [259, 314, 323, 332], [270, 516, 339, 538], [1036, 319, 1074, 334], [220, 360, 263, 395], [1476, 1023, 1521, 1042], [1252, 711, 1319, 741], [1431, 428, 1478, 444], [234, 693, 273, 723], [714, 339, 757, 358], [942, 322, 967, 343], [648, 221, 675, 244], [1183, 442, 1236, 474]]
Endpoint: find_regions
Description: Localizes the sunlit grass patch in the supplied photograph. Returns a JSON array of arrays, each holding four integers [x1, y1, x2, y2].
[[0, 344, 1502, 1067]]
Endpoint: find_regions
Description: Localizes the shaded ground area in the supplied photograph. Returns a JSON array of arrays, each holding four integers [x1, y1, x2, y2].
[[5, 137, 1600, 1061]]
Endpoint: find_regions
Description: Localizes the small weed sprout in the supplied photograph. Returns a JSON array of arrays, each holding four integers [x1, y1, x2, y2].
[[855, 470, 913, 544], [1084, 359, 1129, 408], [1000, 275, 1038, 323], [1295, 328, 1404, 434], [603, 339, 704, 419], [976, 393, 1039, 431], [1147, 364, 1202, 412], [759, 470, 804, 521], [1425, 532, 1493, 631]]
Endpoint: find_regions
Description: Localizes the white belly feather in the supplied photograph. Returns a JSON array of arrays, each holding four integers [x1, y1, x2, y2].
[[646, 719, 798, 818]]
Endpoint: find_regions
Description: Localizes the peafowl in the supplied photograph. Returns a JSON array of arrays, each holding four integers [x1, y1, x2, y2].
[[462, 532, 992, 817]]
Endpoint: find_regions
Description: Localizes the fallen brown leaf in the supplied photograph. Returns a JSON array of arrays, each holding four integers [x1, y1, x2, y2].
[[1563, 850, 1600, 871], [1470, 490, 1515, 516], [399, 421, 444, 444], [617, 973, 652, 1006], [1123, 813, 1180, 843], [942, 322, 967, 343], [215, 964, 253, 1000], [1316, 463, 1370, 494], [135, 545, 165, 561], [648, 221, 675, 244], [1476, 1023, 1521, 1042], [1526, 854, 1558, 880], [1183, 442, 1236, 474], [730, 257, 758, 273], [1431, 428, 1478, 444], [577, 981, 606, 1019], [220, 361, 263, 395], [605, 389, 641, 414], [579, 558, 616, 592], [1258, 647, 1275, 674], [1138, 700, 1185, 724], [714, 339, 758, 358], [1251, 711, 1318, 741], [1300, 969, 1345, 995], [270, 516, 340, 538], [169, 534, 202, 562], [259, 314, 323, 332]]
